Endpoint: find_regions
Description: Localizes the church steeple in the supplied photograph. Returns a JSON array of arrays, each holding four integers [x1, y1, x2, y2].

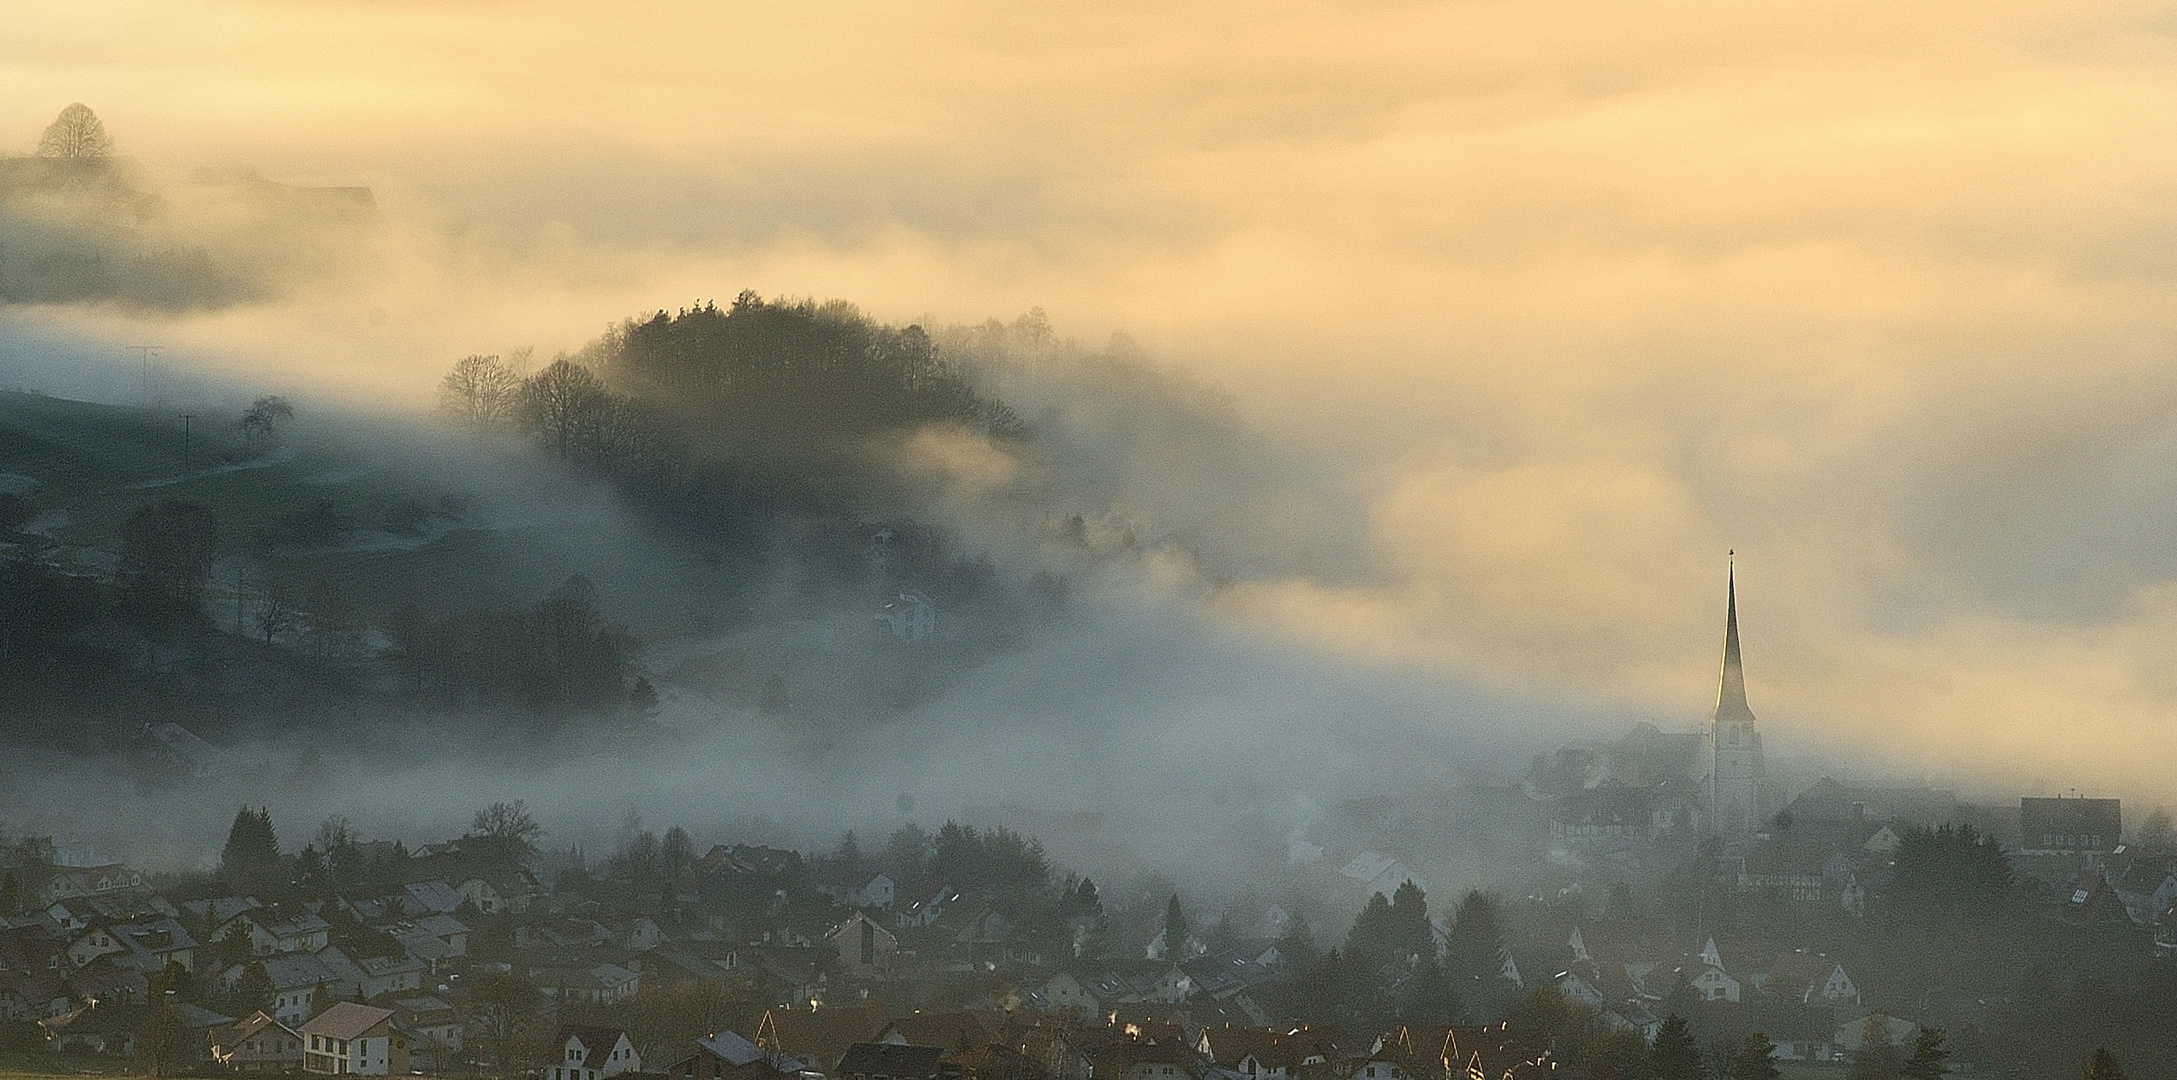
[[1712, 559, 1755, 726], [1708, 554, 1764, 840]]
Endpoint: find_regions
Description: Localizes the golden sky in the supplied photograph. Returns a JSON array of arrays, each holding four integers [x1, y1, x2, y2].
[[10, 0, 2177, 806]]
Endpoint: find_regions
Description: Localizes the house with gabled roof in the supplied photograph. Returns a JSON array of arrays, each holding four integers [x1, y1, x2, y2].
[[1833, 1013, 1917, 1057], [727, 947, 824, 1005], [20, 864, 146, 908], [245, 952, 339, 1026], [1736, 840, 1837, 904], [0, 967, 70, 1021], [1338, 853, 1427, 910], [534, 961, 641, 1004], [219, 909, 332, 956], [63, 956, 148, 1005], [182, 896, 264, 925], [213, 1010, 307, 1074], [300, 1001, 409, 1076], [953, 1040, 1044, 1080], [669, 1029, 808, 1080], [455, 868, 538, 915], [116, 917, 197, 970], [1041, 970, 1103, 1020], [1440, 1026, 1548, 1080], [1751, 949, 1859, 1007], [382, 993, 462, 1057], [405, 852, 540, 916], [1092, 1036, 1199, 1080], [818, 869, 898, 911], [41, 999, 150, 1056], [874, 1010, 1001, 1054], [1196, 1026, 1283, 1076], [548, 1024, 642, 1080], [895, 878, 960, 928], [827, 910, 897, 978], [63, 922, 127, 970], [400, 881, 462, 916], [839, 1042, 949, 1080], [752, 1004, 885, 1073], [313, 946, 423, 1000]]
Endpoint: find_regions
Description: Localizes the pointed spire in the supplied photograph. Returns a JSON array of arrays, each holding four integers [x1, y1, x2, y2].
[[1713, 555, 1755, 726]]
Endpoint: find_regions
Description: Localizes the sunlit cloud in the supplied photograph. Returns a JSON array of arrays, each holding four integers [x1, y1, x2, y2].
[[6, 0, 2177, 809]]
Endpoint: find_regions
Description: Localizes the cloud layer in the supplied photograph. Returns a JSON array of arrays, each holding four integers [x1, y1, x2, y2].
[[7, 1, 2177, 807]]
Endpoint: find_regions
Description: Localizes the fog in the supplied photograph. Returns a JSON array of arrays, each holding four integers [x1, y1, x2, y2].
[[6, 0, 2177, 886]]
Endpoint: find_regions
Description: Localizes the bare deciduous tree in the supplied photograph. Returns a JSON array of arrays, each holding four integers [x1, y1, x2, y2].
[[256, 576, 301, 644], [36, 103, 114, 161], [237, 395, 294, 454], [438, 354, 522, 429], [518, 358, 612, 461], [470, 799, 543, 859]]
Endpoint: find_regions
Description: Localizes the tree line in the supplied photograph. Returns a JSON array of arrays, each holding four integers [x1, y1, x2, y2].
[[435, 295, 1030, 626], [441, 294, 1021, 471], [385, 574, 638, 717]]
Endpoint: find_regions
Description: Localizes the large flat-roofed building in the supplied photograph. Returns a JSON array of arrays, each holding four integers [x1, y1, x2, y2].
[[2019, 797, 2121, 854]]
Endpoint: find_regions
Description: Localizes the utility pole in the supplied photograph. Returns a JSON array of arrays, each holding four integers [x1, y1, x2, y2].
[[125, 345, 163, 405], [179, 412, 194, 472]]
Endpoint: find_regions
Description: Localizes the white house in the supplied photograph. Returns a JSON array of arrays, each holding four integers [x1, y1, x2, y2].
[[549, 1026, 642, 1080], [300, 1002, 408, 1076], [877, 593, 937, 644]]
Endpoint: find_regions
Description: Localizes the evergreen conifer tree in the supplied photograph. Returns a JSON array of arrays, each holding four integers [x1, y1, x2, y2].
[[2082, 1049, 2126, 1080], [1728, 1034, 1779, 1080], [1850, 1018, 1902, 1080], [1345, 892, 1395, 963], [1899, 1029, 1948, 1080], [1651, 1015, 1706, 1080], [1163, 894, 1189, 959], [1444, 890, 1505, 1019], [1388, 880, 1432, 960], [219, 807, 281, 891]]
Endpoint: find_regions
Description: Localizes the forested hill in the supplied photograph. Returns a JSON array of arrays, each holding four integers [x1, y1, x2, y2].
[[0, 297, 1066, 764], [0, 292, 1290, 767], [431, 291, 1048, 646], [442, 293, 1019, 478], [608, 293, 1023, 453]]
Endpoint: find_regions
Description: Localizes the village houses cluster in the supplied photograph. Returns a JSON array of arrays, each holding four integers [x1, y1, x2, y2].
[[0, 575, 2171, 1077]]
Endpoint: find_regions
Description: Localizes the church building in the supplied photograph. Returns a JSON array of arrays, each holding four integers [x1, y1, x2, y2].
[[1707, 564, 1766, 840]]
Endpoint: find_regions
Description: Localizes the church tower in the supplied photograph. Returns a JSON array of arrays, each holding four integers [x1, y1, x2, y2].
[[1708, 562, 1766, 840]]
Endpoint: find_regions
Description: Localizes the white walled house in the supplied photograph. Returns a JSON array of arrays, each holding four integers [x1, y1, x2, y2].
[[300, 1002, 409, 1076], [549, 1026, 642, 1080]]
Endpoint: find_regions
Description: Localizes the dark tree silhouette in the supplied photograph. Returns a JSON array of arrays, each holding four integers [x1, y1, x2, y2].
[[1163, 893, 1190, 959], [237, 395, 294, 453], [123, 499, 218, 623], [2082, 1049, 2126, 1080], [1851, 1018, 1903, 1080], [1900, 1029, 1948, 1080], [135, 1004, 196, 1077], [438, 354, 522, 429], [1445, 889, 1505, 1018], [1652, 1014, 1705, 1080], [468, 800, 542, 860], [1888, 824, 2011, 922], [517, 358, 614, 462], [218, 806, 281, 890], [467, 969, 544, 1070], [1728, 1034, 1780, 1080]]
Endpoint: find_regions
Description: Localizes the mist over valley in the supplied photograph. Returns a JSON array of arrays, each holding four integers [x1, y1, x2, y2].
[[8, 9, 2177, 1071]]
